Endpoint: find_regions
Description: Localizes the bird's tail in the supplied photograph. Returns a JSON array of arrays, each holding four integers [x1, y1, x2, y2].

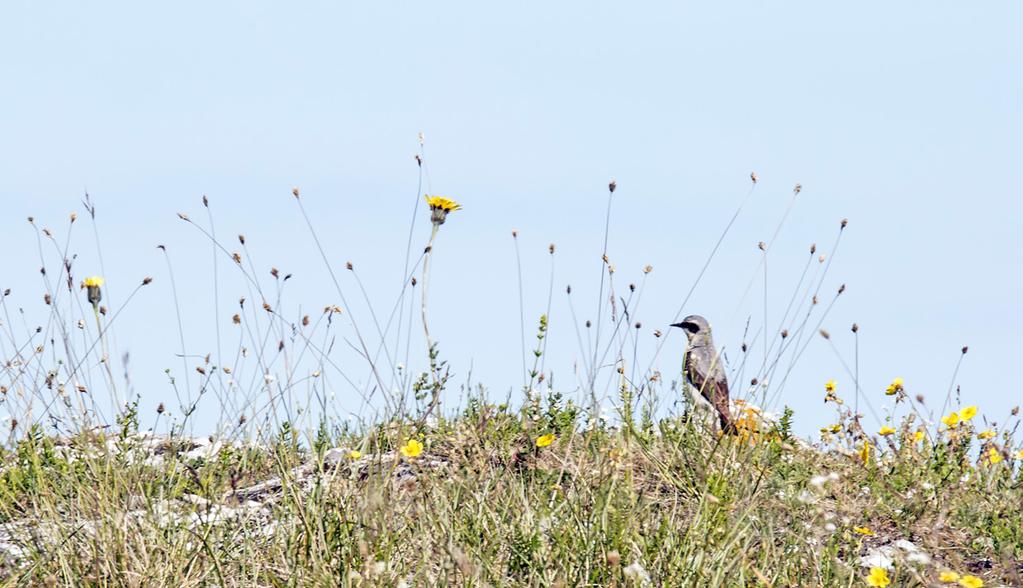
[[718, 409, 737, 435]]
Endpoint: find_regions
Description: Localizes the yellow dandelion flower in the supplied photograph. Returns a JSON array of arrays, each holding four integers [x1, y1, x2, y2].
[[854, 526, 875, 536], [399, 439, 423, 458], [885, 377, 904, 396], [1016, 449, 1023, 460], [535, 433, 556, 448], [859, 441, 871, 465], [825, 380, 837, 393], [959, 405, 977, 421], [977, 429, 996, 440], [82, 276, 104, 308], [985, 447, 1003, 465], [879, 426, 896, 436], [866, 566, 890, 587], [424, 195, 462, 225], [941, 412, 960, 428], [820, 424, 842, 434], [348, 450, 362, 460], [914, 430, 926, 443], [958, 575, 984, 588], [938, 570, 960, 582]]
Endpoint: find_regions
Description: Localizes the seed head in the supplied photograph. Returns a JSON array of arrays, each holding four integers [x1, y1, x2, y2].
[[292, 187, 300, 198], [346, 261, 353, 271], [549, 243, 555, 254], [609, 179, 617, 193], [841, 218, 848, 229], [851, 323, 859, 333], [157, 403, 165, 414], [819, 329, 830, 340], [750, 171, 758, 184], [793, 183, 802, 194]]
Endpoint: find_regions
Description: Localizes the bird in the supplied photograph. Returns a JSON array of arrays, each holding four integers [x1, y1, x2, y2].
[[671, 315, 735, 433]]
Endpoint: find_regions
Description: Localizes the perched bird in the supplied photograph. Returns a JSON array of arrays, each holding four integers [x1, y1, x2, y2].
[[671, 315, 734, 432]]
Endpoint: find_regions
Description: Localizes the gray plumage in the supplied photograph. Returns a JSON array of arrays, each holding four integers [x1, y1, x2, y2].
[[671, 315, 734, 432]]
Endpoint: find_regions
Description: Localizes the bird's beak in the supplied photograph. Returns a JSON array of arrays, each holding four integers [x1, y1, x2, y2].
[[670, 321, 697, 332]]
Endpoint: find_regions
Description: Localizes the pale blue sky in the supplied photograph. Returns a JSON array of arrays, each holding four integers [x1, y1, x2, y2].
[[1, 2, 1020, 437]]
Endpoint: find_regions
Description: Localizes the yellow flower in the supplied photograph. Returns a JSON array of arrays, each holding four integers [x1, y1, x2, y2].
[[958, 575, 984, 588], [941, 412, 960, 428], [859, 441, 871, 465], [939, 571, 960, 582], [1016, 449, 1023, 460], [825, 380, 837, 393], [820, 424, 842, 434], [878, 426, 896, 436], [535, 433, 556, 448], [959, 405, 977, 421], [885, 377, 904, 396], [985, 447, 1003, 465], [914, 430, 926, 443], [866, 567, 890, 587], [348, 450, 362, 460], [425, 195, 462, 225], [977, 429, 996, 440], [399, 439, 423, 458], [854, 526, 875, 536], [82, 276, 104, 308]]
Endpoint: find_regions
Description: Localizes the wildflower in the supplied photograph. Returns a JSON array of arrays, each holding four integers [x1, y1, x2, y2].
[[914, 430, 926, 443], [985, 447, 1002, 465], [535, 433, 556, 448], [885, 377, 904, 396], [938, 570, 960, 582], [879, 426, 896, 436], [941, 412, 960, 428], [959, 405, 977, 421], [866, 567, 890, 587], [348, 450, 362, 460], [821, 424, 842, 434], [399, 439, 423, 458], [1016, 449, 1023, 460], [977, 429, 996, 440], [859, 441, 871, 465], [82, 276, 104, 309], [854, 526, 875, 536], [958, 575, 984, 588], [424, 195, 461, 225], [825, 380, 837, 393], [809, 475, 829, 488], [622, 561, 651, 585]]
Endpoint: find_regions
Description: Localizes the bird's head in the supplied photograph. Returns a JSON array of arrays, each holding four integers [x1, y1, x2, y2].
[[670, 315, 710, 339]]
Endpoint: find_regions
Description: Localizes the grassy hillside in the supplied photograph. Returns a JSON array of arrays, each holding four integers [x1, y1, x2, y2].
[[0, 391, 1019, 586]]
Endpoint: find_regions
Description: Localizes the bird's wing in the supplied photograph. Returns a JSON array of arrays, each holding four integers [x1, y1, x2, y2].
[[686, 350, 733, 430]]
